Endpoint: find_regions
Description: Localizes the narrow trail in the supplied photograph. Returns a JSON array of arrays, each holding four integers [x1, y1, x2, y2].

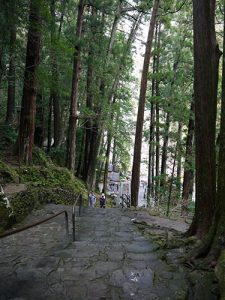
[[0, 205, 188, 300]]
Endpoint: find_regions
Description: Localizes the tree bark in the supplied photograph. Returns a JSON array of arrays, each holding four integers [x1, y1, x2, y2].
[[147, 79, 156, 204], [187, 0, 220, 238], [188, 1, 225, 262], [83, 5, 96, 180], [155, 22, 161, 200], [155, 101, 160, 198], [50, 0, 62, 148], [176, 122, 182, 197], [0, 0, 6, 89], [103, 130, 112, 193], [66, 0, 85, 171], [15, 0, 42, 163], [47, 95, 52, 153], [76, 127, 85, 177], [167, 139, 178, 216], [181, 99, 194, 216], [207, 0, 225, 261], [160, 111, 170, 186], [34, 93, 44, 148], [5, 0, 16, 125], [131, 0, 160, 207], [86, 130, 103, 190]]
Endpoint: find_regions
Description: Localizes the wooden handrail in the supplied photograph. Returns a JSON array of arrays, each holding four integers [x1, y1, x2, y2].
[[0, 210, 69, 239]]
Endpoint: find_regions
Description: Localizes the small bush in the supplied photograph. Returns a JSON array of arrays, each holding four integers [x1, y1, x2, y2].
[[32, 147, 52, 167]]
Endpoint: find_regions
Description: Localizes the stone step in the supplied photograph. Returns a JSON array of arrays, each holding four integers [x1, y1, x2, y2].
[[0, 205, 189, 300]]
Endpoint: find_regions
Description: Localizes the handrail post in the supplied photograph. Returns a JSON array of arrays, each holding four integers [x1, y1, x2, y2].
[[64, 211, 69, 236], [72, 193, 82, 242], [72, 206, 75, 242], [79, 194, 82, 217]]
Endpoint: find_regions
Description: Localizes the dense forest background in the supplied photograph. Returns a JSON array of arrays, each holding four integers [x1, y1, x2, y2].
[[0, 0, 195, 202], [1, 0, 225, 288]]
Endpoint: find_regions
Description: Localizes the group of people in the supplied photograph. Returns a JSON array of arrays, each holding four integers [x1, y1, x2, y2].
[[88, 191, 106, 208]]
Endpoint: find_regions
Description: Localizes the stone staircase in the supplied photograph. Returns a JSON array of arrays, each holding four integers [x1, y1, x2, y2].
[[0, 204, 189, 300]]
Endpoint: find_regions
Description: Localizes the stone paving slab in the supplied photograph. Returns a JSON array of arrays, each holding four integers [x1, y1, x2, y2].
[[0, 205, 189, 299]]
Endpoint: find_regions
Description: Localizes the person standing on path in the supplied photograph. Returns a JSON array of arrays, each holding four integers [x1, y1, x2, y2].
[[99, 193, 106, 208], [88, 191, 96, 208]]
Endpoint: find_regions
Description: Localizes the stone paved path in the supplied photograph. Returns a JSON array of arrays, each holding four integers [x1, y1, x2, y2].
[[0, 205, 188, 300]]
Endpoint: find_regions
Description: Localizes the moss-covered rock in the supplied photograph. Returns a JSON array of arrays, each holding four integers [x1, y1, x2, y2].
[[10, 186, 87, 224], [11, 188, 46, 222], [19, 165, 87, 198], [0, 148, 88, 231]]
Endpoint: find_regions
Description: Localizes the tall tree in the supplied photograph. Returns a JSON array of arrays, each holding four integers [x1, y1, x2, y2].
[[181, 99, 194, 216], [86, 2, 131, 189], [160, 33, 187, 188], [83, 4, 97, 181], [154, 21, 161, 201], [50, 0, 62, 148], [208, 0, 225, 261], [66, 0, 85, 171], [102, 12, 142, 194], [0, 0, 7, 89], [176, 122, 182, 196], [5, 0, 16, 125], [131, 0, 160, 207], [15, 0, 42, 163], [187, 0, 220, 238]]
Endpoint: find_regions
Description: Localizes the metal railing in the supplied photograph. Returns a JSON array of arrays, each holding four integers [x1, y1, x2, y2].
[[72, 194, 82, 242], [0, 193, 83, 242], [0, 210, 69, 239]]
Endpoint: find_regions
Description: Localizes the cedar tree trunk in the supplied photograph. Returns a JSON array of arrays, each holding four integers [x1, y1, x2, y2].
[[5, 0, 16, 125], [131, 0, 160, 207], [16, 0, 42, 163], [66, 0, 85, 171], [187, 0, 220, 238], [181, 99, 194, 216]]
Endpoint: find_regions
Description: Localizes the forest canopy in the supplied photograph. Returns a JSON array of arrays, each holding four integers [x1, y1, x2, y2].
[[1, 0, 225, 285]]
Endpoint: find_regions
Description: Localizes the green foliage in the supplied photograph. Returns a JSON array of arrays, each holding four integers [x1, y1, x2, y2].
[[0, 125, 17, 150], [0, 159, 19, 184], [10, 182, 88, 224], [187, 201, 195, 213], [32, 147, 51, 167], [10, 184, 87, 224], [50, 146, 67, 167], [19, 165, 87, 197]]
